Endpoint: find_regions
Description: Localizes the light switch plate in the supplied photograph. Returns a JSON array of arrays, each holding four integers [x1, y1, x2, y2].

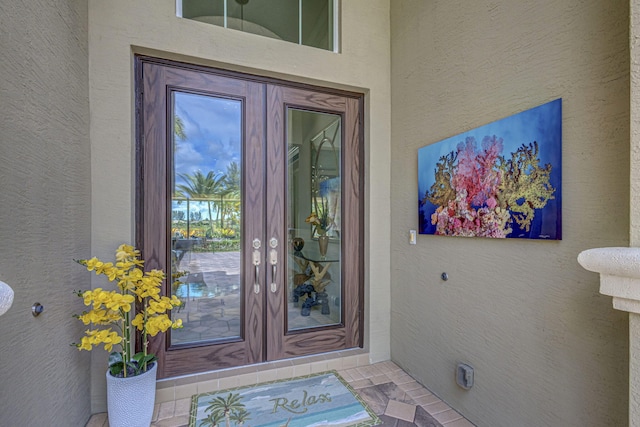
[[409, 229, 417, 245]]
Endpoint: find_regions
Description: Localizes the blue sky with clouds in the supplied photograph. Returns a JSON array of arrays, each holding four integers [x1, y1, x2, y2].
[[174, 91, 242, 180], [172, 92, 242, 220]]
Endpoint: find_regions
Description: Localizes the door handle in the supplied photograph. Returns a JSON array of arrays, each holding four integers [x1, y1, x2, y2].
[[254, 264, 260, 294], [252, 238, 261, 294], [269, 238, 278, 293]]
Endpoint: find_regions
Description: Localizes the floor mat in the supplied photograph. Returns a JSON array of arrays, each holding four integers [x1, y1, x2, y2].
[[190, 370, 381, 427]]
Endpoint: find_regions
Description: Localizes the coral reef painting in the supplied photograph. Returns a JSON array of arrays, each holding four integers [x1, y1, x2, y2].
[[418, 99, 561, 239]]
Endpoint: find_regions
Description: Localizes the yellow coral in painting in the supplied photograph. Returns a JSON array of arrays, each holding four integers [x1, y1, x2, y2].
[[497, 141, 554, 232], [425, 151, 457, 208]]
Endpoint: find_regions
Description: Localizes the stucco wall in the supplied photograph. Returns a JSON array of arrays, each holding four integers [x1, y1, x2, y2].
[[0, 1, 91, 426], [390, 1, 629, 426], [88, 0, 391, 412], [632, 0, 640, 245], [630, 0, 640, 424]]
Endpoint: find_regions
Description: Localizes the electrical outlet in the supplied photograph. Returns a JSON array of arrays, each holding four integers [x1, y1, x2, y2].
[[456, 363, 474, 390]]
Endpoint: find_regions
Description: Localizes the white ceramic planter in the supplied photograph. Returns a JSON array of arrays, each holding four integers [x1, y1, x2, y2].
[[106, 363, 157, 427]]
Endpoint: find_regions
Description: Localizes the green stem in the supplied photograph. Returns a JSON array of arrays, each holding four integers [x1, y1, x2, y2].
[[143, 298, 148, 372], [122, 308, 130, 378]]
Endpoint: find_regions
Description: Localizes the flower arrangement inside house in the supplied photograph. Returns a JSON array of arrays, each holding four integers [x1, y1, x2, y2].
[[306, 196, 333, 237], [73, 244, 182, 378], [305, 211, 330, 237]]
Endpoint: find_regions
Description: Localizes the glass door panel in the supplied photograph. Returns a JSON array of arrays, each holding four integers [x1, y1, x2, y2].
[[286, 109, 341, 332], [170, 91, 242, 346]]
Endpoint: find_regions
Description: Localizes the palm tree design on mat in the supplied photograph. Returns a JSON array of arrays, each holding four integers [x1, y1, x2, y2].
[[200, 410, 225, 427], [203, 392, 247, 427], [229, 407, 251, 426]]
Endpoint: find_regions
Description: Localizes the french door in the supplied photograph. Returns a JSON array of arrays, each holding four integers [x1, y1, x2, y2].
[[136, 57, 364, 379]]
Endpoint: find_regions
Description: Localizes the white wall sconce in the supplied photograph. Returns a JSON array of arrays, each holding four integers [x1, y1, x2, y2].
[[0, 280, 14, 316]]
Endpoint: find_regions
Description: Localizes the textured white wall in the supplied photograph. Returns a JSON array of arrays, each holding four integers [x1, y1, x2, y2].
[[390, 1, 629, 426], [0, 1, 92, 426], [88, 0, 391, 412]]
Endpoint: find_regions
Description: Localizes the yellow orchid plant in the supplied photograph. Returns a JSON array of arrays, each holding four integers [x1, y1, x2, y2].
[[73, 244, 182, 377]]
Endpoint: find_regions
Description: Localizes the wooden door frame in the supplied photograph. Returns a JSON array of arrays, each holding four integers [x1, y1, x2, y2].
[[265, 85, 365, 360], [135, 55, 364, 379]]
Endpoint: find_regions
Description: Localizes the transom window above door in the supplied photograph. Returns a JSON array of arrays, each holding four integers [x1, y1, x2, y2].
[[177, 0, 337, 51]]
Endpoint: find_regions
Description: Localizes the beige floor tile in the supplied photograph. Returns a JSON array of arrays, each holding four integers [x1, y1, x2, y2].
[[235, 372, 258, 387], [424, 400, 452, 415], [370, 373, 391, 385], [341, 355, 359, 369], [406, 385, 431, 398], [356, 354, 370, 366], [155, 386, 175, 404], [276, 365, 295, 380], [156, 401, 176, 420], [345, 367, 365, 380], [326, 358, 344, 371], [414, 393, 442, 406], [398, 380, 423, 392], [292, 363, 311, 377], [196, 379, 219, 394], [385, 399, 417, 422], [174, 382, 198, 400], [174, 398, 192, 417], [384, 361, 403, 372], [337, 369, 353, 381], [359, 364, 384, 378], [310, 360, 328, 373], [349, 378, 374, 389], [433, 409, 463, 424], [387, 371, 415, 384], [217, 375, 238, 390], [257, 368, 279, 383]]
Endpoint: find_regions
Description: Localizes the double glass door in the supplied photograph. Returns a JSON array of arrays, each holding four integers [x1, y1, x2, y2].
[[137, 57, 364, 379]]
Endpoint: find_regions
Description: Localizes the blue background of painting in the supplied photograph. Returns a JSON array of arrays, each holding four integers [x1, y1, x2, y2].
[[418, 99, 562, 239]]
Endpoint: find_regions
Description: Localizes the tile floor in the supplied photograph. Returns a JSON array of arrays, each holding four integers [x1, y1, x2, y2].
[[86, 361, 474, 427]]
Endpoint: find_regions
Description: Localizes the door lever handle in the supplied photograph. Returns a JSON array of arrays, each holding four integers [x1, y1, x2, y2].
[[269, 242, 278, 293], [271, 264, 277, 293], [254, 265, 260, 294], [252, 239, 261, 294]]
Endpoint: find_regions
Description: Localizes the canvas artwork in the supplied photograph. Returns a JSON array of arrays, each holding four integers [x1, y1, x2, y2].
[[418, 99, 562, 239]]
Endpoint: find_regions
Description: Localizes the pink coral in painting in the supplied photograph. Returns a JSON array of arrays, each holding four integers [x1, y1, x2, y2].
[[430, 189, 511, 238], [430, 136, 511, 238]]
